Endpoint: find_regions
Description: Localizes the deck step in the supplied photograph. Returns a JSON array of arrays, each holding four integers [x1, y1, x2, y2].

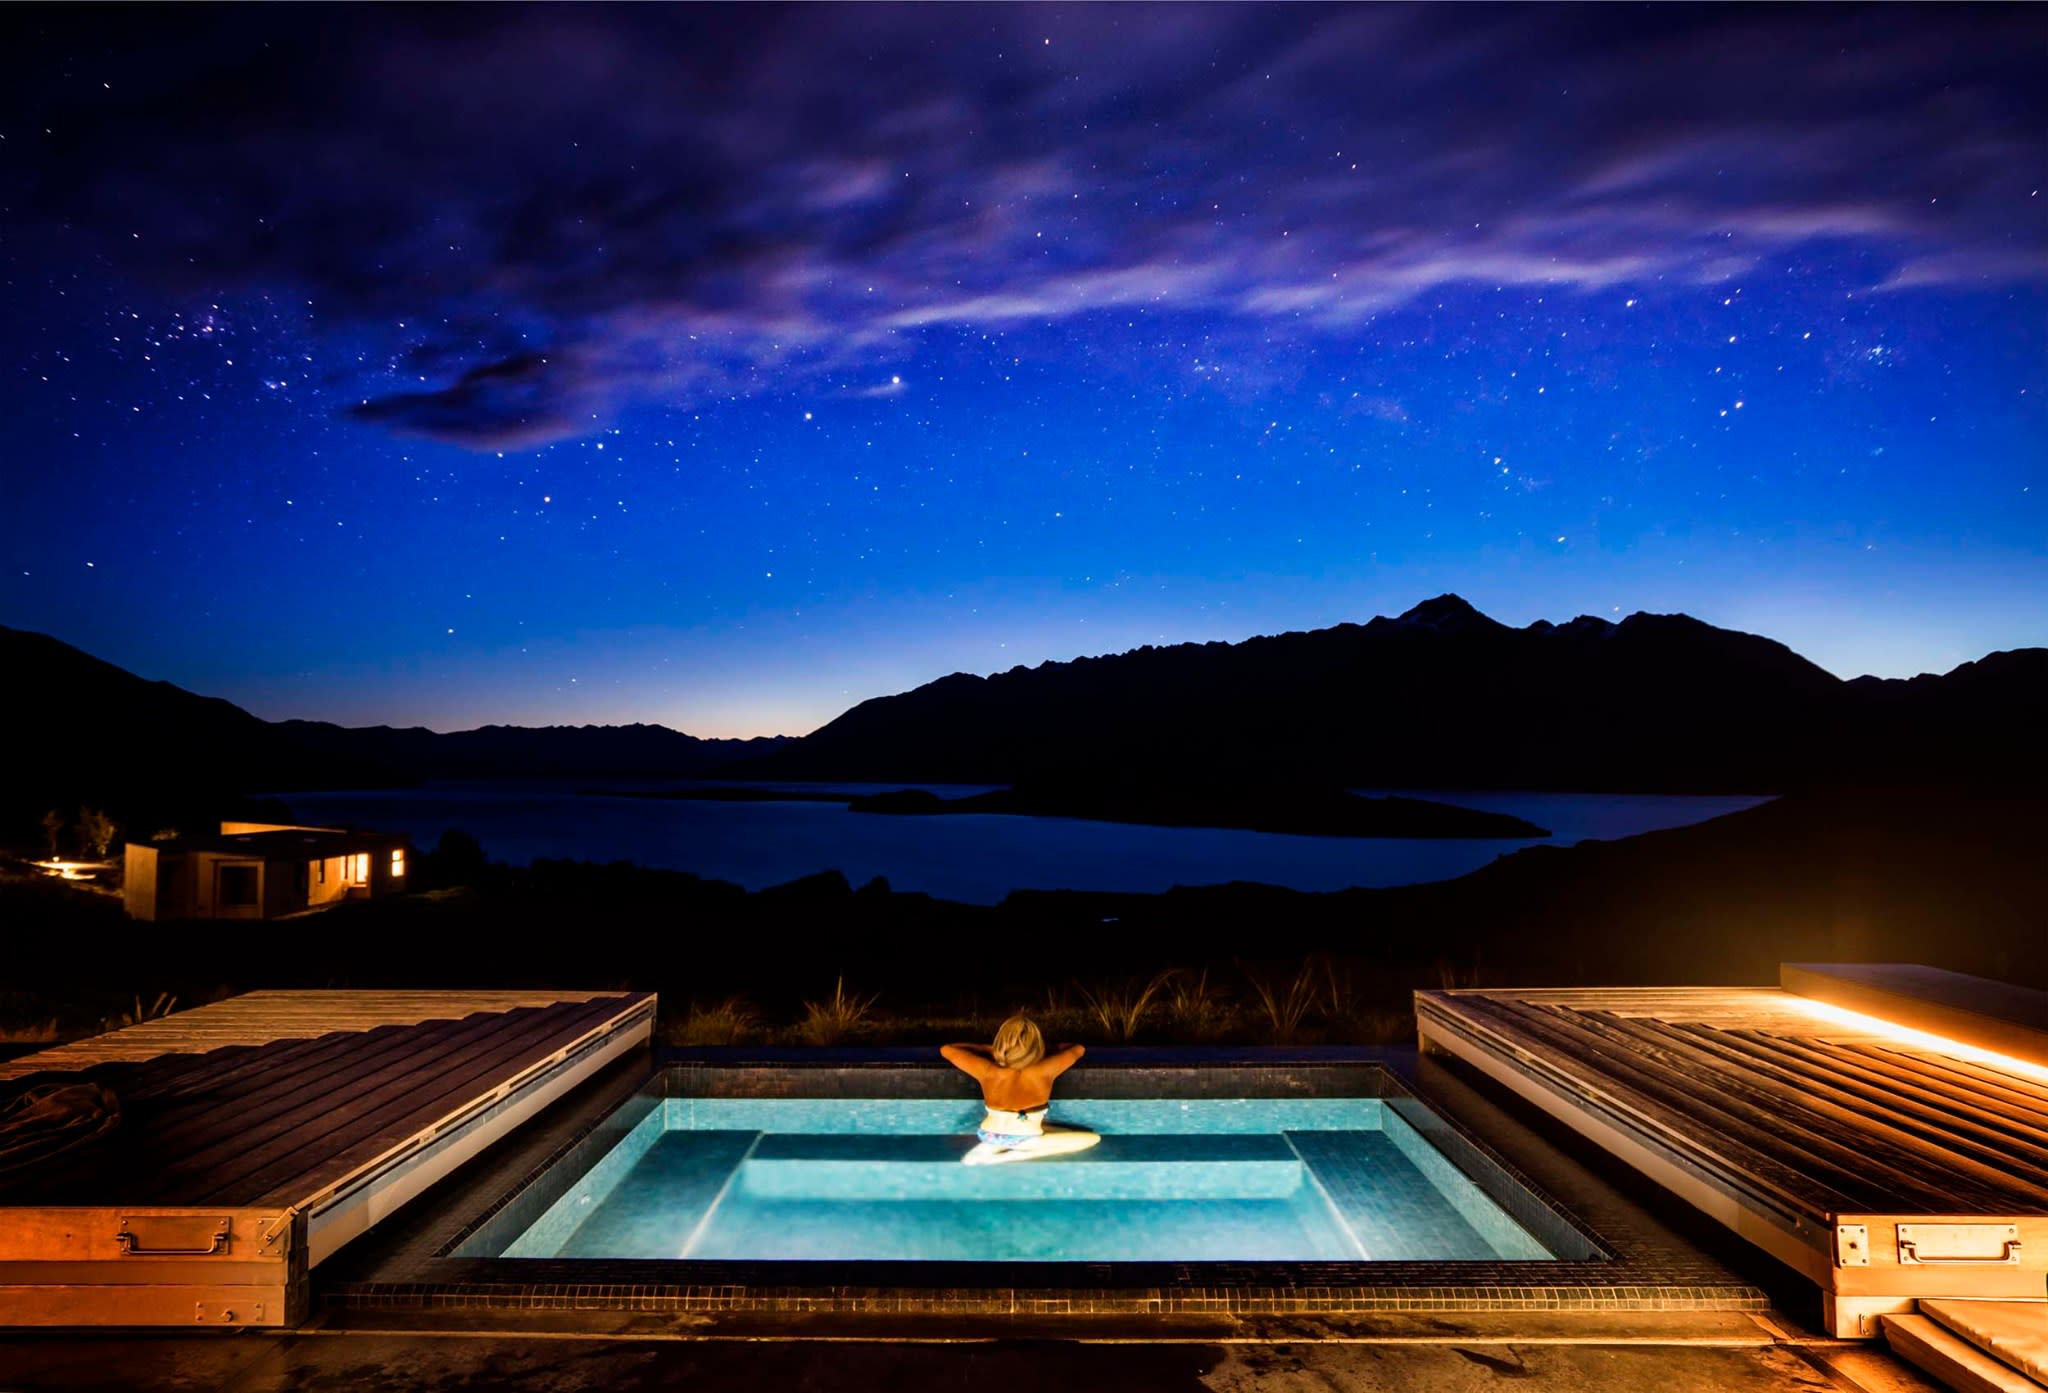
[[737, 1132, 1307, 1200], [1883, 1315, 2045, 1393], [1921, 1301, 2048, 1388]]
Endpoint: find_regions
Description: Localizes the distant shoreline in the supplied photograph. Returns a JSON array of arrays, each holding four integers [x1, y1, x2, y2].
[[601, 780, 1549, 840]]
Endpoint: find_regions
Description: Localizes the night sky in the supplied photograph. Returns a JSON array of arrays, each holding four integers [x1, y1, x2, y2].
[[3, 5, 2042, 738]]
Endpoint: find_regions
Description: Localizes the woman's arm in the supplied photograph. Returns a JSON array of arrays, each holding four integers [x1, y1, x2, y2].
[[940, 1043, 992, 1079], [1040, 1043, 1085, 1079]]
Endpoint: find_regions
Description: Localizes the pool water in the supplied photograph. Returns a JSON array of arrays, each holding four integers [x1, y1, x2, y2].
[[499, 1097, 1559, 1263]]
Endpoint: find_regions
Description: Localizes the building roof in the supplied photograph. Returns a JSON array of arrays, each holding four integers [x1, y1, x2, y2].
[[142, 827, 408, 858]]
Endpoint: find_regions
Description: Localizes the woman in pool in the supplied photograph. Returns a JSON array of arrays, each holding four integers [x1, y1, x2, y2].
[[942, 1016, 1101, 1165]]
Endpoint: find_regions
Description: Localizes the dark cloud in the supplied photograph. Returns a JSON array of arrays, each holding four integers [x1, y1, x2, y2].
[[345, 352, 595, 451], [8, 4, 2042, 447]]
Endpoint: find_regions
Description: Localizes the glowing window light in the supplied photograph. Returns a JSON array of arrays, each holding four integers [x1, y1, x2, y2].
[[1783, 995, 2048, 1087], [350, 852, 370, 884], [390, 848, 406, 877]]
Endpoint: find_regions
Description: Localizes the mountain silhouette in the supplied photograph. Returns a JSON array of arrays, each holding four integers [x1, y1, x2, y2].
[[731, 595, 2046, 792], [0, 625, 789, 828]]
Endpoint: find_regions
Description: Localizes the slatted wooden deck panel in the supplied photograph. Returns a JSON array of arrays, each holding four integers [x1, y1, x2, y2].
[[0, 990, 629, 1079], [0, 989, 656, 1327], [1416, 977, 2048, 1338]]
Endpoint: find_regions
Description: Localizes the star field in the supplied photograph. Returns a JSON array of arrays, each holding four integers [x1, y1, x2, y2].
[[2, 5, 2042, 736]]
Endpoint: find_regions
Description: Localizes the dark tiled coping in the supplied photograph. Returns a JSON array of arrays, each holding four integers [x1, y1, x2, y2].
[[318, 1047, 1768, 1319]]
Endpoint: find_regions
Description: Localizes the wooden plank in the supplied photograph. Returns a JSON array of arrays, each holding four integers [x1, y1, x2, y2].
[[0, 990, 624, 1080], [2, 995, 639, 1208], [1416, 994, 1836, 1283], [1876, 1045, 2048, 1108], [1505, 1003, 1971, 1212], [1783, 964, 2048, 1068], [0, 990, 654, 1327], [1444, 986, 1890, 1035], [137, 1008, 567, 1204], [1420, 992, 1852, 1221], [298, 995, 654, 1265], [1698, 1027, 2048, 1174], [235, 997, 633, 1205], [0, 1281, 295, 1327], [1826, 1044, 2048, 1122], [8, 1016, 527, 1208], [1838, 1216, 2048, 1302], [1883, 1314, 2044, 1392], [1453, 997, 1878, 1210], [1590, 1015, 2048, 1209]]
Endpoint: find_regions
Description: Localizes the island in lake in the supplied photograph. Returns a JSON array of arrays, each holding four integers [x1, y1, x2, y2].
[[614, 779, 1549, 840]]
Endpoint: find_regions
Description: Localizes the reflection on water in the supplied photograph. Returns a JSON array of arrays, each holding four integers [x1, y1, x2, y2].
[[275, 781, 1772, 906]]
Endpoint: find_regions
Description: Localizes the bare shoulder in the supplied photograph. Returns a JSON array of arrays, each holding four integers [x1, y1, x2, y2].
[[1038, 1043, 1085, 1078], [940, 1043, 992, 1079]]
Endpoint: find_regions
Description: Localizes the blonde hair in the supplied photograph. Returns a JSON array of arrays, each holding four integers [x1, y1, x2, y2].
[[991, 1015, 1045, 1069]]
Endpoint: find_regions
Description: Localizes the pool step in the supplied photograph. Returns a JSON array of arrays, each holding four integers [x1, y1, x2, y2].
[[737, 1132, 1308, 1201]]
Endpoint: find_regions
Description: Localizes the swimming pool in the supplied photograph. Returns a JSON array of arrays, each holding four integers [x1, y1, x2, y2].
[[462, 1065, 1597, 1264]]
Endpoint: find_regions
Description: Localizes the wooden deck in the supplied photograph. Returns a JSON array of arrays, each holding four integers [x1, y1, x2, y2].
[[0, 989, 636, 1081], [0, 989, 656, 1327], [1416, 967, 2048, 1338]]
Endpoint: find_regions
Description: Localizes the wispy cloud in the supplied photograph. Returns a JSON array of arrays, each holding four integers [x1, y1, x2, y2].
[[8, 5, 2040, 447]]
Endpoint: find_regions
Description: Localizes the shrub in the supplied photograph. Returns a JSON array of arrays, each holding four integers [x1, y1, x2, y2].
[[77, 808, 117, 859]]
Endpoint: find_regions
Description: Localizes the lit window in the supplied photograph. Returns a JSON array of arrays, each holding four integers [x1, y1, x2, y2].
[[390, 848, 406, 877], [351, 852, 369, 884]]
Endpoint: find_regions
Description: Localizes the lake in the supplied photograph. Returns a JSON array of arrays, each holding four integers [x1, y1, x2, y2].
[[272, 781, 1772, 905]]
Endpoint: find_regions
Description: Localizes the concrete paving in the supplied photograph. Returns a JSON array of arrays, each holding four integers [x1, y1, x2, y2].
[[0, 1325, 1945, 1393]]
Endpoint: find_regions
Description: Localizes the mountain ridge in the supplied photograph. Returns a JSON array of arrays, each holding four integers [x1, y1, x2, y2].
[[727, 595, 2044, 792], [0, 624, 792, 823], [5, 596, 2041, 823]]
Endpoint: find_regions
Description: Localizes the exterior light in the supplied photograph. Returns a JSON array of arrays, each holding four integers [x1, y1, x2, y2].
[[1783, 996, 2048, 1087]]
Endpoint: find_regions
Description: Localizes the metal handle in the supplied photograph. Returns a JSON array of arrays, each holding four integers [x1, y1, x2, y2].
[[116, 1219, 229, 1256], [1897, 1236, 2021, 1265]]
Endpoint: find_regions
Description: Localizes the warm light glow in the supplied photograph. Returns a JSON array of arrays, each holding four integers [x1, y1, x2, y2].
[[350, 852, 370, 884], [390, 848, 406, 877], [31, 859, 99, 881], [1783, 996, 2048, 1086]]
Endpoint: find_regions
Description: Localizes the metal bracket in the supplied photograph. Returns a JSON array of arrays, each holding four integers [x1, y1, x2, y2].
[[1834, 1224, 1869, 1267], [116, 1216, 230, 1256]]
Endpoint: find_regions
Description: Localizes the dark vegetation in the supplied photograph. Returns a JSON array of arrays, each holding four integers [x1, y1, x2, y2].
[[4, 785, 2041, 1049]]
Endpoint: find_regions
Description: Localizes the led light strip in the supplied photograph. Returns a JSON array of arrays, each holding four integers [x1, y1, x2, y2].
[[1781, 996, 2048, 1087]]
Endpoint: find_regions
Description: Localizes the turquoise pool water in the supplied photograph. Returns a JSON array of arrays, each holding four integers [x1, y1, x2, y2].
[[500, 1097, 1561, 1263]]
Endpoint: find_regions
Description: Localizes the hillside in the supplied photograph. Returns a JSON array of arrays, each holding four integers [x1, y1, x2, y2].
[[733, 596, 2047, 792], [0, 625, 788, 832]]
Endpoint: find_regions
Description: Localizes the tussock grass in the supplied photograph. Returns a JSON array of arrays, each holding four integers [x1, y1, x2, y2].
[[104, 991, 177, 1032], [796, 976, 879, 1045], [1160, 969, 1235, 1040], [664, 996, 760, 1046], [1075, 968, 1177, 1041], [0, 1018, 59, 1044], [1243, 961, 1319, 1043], [1433, 954, 1486, 990]]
